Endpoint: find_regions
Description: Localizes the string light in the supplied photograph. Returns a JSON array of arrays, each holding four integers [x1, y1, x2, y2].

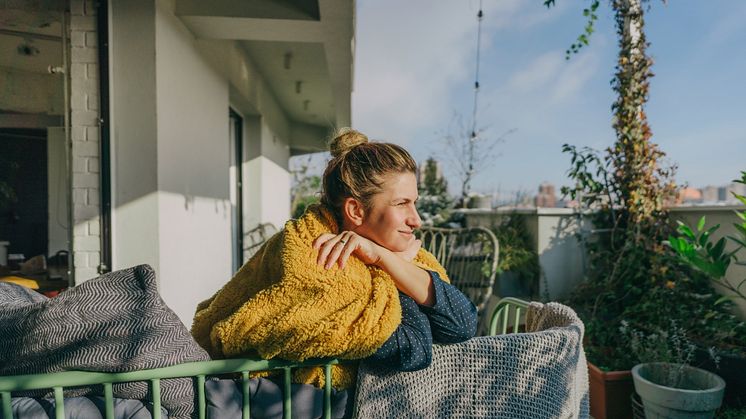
[[470, 0, 484, 141]]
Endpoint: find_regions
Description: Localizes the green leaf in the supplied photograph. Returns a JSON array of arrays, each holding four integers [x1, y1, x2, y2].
[[697, 216, 706, 232], [711, 238, 726, 259], [705, 224, 720, 237], [678, 224, 696, 240], [714, 295, 733, 306]]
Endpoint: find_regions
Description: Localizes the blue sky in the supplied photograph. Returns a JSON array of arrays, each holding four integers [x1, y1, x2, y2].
[[348, 0, 746, 198]]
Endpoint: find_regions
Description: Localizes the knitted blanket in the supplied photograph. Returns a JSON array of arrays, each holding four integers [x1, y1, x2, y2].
[[191, 204, 449, 388], [353, 301, 589, 418], [0, 265, 210, 419]]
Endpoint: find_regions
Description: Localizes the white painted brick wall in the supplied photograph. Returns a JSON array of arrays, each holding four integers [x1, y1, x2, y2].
[[69, 0, 101, 282]]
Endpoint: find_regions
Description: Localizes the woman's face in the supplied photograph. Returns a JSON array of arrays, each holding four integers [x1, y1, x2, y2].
[[354, 171, 422, 252]]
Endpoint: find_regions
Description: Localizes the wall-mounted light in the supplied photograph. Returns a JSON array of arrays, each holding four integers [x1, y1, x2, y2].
[[303, 100, 310, 111], [295, 81, 302, 94], [283, 52, 292, 70]]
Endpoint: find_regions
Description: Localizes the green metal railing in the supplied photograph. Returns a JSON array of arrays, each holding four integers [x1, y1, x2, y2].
[[488, 296, 529, 336], [1, 297, 530, 419], [0, 357, 339, 419]]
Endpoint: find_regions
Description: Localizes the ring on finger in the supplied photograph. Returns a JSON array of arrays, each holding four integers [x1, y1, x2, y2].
[[339, 239, 347, 245]]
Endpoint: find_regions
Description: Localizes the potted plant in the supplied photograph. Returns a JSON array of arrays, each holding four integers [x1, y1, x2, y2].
[[666, 170, 746, 408], [622, 321, 726, 419], [560, 146, 746, 419]]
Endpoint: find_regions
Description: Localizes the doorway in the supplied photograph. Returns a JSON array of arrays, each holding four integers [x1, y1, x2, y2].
[[229, 109, 244, 272]]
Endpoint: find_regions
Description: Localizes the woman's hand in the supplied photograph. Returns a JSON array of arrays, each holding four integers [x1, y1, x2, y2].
[[313, 231, 384, 269]]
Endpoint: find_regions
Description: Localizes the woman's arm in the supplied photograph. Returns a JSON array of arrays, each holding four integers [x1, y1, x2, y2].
[[313, 232, 435, 306], [420, 271, 478, 343], [366, 291, 433, 371], [374, 247, 435, 306]]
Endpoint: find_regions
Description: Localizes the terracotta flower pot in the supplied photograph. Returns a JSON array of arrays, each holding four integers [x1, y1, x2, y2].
[[588, 361, 634, 419]]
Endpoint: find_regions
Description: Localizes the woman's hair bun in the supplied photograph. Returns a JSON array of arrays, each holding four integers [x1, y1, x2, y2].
[[328, 128, 368, 158]]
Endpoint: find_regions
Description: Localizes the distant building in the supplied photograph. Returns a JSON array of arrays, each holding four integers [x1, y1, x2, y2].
[[678, 187, 703, 204], [718, 187, 728, 202], [535, 182, 557, 208], [701, 186, 719, 203], [726, 182, 746, 203]]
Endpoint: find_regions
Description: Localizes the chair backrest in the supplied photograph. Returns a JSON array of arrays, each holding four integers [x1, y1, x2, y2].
[[416, 226, 499, 314], [353, 298, 589, 419], [0, 358, 340, 419], [243, 223, 278, 260], [488, 296, 528, 336]]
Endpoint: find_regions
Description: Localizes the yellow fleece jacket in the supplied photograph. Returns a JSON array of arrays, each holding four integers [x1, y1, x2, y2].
[[191, 204, 449, 388]]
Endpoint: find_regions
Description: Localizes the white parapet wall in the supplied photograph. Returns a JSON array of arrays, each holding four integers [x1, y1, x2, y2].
[[462, 208, 586, 301], [462, 205, 746, 321]]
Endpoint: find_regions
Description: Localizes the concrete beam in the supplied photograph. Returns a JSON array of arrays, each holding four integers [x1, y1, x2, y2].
[[175, 0, 319, 20], [179, 16, 324, 42], [289, 121, 330, 155]]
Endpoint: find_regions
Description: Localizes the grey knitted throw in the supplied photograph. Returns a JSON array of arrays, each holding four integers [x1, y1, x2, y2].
[[353, 302, 589, 419], [0, 265, 210, 419]]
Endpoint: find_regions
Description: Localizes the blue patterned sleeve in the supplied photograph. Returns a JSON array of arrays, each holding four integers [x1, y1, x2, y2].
[[365, 292, 433, 371], [419, 271, 478, 343]]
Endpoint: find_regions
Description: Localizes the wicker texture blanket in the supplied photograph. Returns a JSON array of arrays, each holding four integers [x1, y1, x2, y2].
[[353, 302, 589, 418], [0, 265, 210, 419]]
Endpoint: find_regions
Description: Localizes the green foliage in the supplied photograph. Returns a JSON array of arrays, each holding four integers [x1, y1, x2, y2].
[[563, 146, 746, 371], [292, 195, 320, 219], [667, 219, 731, 279], [667, 171, 746, 303], [549, 0, 746, 371], [619, 320, 702, 366], [544, 0, 600, 59], [417, 157, 453, 227], [291, 170, 321, 219], [490, 215, 540, 284]]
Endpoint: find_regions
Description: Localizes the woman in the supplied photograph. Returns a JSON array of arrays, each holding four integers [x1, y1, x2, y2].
[[314, 128, 477, 371], [191, 128, 476, 388]]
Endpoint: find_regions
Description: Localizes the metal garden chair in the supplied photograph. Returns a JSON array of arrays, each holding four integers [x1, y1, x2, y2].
[[417, 226, 499, 316]]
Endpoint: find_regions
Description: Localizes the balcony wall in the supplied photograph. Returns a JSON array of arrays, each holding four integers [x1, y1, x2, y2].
[[461, 205, 746, 320]]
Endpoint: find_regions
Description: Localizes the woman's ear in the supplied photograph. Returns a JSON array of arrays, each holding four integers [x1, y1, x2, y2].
[[342, 197, 365, 227]]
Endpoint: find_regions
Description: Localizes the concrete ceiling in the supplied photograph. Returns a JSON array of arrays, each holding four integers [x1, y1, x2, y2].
[[0, 11, 64, 119], [176, 0, 354, 152], [0, 23, 63, 74]]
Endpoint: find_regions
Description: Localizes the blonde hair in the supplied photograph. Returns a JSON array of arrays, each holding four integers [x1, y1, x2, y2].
[[321, 128, 417, 224]]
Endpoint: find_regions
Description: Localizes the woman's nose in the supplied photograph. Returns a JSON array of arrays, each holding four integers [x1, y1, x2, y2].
[[408, 205, 422, 229]]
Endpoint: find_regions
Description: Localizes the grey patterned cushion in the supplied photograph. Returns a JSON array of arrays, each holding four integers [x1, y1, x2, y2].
[[0, 265, 210, 419]]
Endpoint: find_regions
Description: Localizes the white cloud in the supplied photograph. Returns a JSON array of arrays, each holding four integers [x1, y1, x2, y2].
[[352, 0, 568, 146]]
